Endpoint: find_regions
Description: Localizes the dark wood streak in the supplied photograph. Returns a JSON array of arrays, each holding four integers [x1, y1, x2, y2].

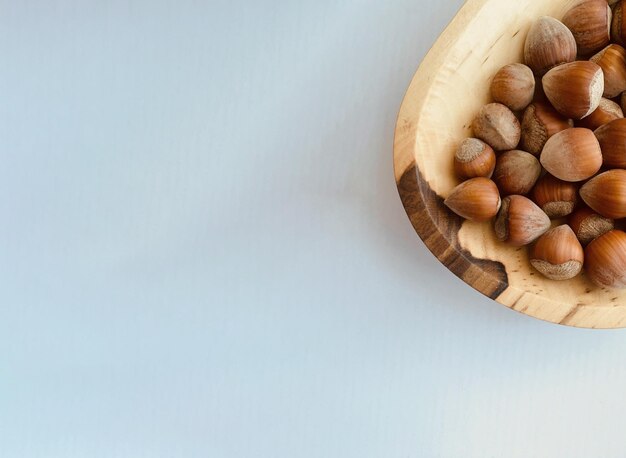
[[397, 163, 509, 300]]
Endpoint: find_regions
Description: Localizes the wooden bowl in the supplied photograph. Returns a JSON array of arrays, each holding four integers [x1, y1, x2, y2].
[[394, 0, 626, 329]]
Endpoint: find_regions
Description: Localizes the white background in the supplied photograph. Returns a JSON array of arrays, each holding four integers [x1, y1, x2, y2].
[[2, 1, 626, 457]]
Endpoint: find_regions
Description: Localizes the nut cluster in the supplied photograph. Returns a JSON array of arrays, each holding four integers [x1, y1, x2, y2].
[[444, 0, 626, 289]]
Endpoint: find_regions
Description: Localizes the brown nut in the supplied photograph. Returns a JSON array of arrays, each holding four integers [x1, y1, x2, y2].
[[584, 230, 626, 288], [540, 128, 602, 182], [492, 150, 541, 196], [576, 97, 623, 130], [562, 0, 611, 56], [471, 103, 521, 151], [568, 205, 614, 245], [580, 169, 626, 218], [594, 118, 626, 168], [453, 138, 496, 179], [524, 16, 577, 76], [532, 174, 578, 218], [529, 225, 584, 280], [444, 177, 501, 222], [521, 102, 574, 155], [612, 1, 626, 46], [490, 63, 535, 111], [494, 195, 551, 246], [542, 61, 604, 119], [589, 44, 626, 98]]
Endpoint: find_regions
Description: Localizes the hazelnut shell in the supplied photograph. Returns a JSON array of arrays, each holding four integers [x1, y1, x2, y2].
[[444, 177, 501, 222], [529, 225, 583, 280], [580, 169, 626, 219], [540, 128, 602, 182], [542, 61, 604, 120], [494, 195, 551, 247], [584, 230, 626, 288]]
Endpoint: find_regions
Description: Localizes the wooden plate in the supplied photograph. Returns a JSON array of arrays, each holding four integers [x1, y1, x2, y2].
[[394, 0, 626, 329]]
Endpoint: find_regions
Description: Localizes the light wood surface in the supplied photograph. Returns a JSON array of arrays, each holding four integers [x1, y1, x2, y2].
[[394, 0, 626, 328]]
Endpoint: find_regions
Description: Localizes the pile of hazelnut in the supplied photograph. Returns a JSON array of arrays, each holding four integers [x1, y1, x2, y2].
[[444, 0, 626, 289]]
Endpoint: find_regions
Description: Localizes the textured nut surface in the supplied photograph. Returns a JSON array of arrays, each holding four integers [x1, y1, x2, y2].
[[524, 16, 577, 76], [580, 169, 626, 219], [540, 128, 602, 182], [590, 44, 626, 98], [594, 118, 626, 168], [490, 64, 535, 111], [444, 177, 501, 222], [492, 150, 541, 196], [532, 174, 578, 218], [585, 230, 626, 288], [529, 225, 583, 280], [453, 138, 496, 179], [611, 1, 626, 46], [576, 97, 623, 130], [494, 195, 551, 247], [562, 0, 611, 55], [521, 102, 573, 155], [542, 61, 604, 119], [568, 205, 614, 245], [471, 103, 521, 151]]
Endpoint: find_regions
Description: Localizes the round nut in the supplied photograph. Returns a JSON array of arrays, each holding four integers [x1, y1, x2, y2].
[[594, 118, 626, 168], [589, 44, 626, 98], [444, 177, 501, 222], [531, 174, 578, 218], [576, 97, 623, 130], [584, 230, 626, 288], [521, 102, 574, 155], [562, 0, 611, 56], [540, 128, 602, 182], [453, 138, 496, 179], [492, 150, 541, 196], [494, 195, 551, 246], [524, 16, 577, 76], [580, 169, 626, 219], [529, 225, 584, 280], [490, 63, 535, 111], [568, 205, 614, 245], [542, 61, 604, 119], [471, 103, 521, 151]]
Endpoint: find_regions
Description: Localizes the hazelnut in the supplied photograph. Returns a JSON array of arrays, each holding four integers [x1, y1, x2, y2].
[[494, 195, 551, 246], [529, 225, 584, 280], [589, 44, 626, 98], [444, 177, 501, 222], [576, 97, 623, 130], [521, 102, 573, 155], [453, 138, 496, 179], [580, 169, 626, 218], [492, 150, 541, 196], [611, 0, 626, 46], [540, 128, 602, 182], [532, 174, 578, 218], [584, 230, 626, 288], [542, 61, 604, 119], [471, 103, 521, 151], [568, 205, 614, 245], [490, 63, 535, 111], [562, 0, 611, 56], [594, 118, 626, 168], [524, 17, 577, 76]]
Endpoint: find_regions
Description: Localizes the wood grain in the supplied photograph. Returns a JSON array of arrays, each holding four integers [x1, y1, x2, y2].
[[394, 0, 626, 328]]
